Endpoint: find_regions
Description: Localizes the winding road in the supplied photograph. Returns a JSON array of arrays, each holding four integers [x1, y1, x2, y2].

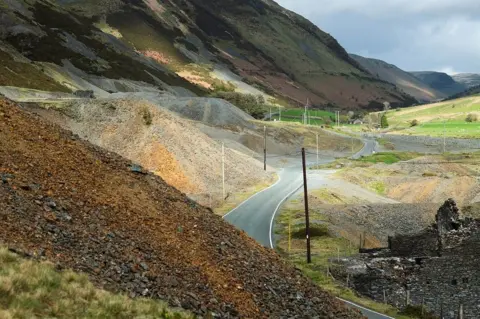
[[224, 137, 393, 319]]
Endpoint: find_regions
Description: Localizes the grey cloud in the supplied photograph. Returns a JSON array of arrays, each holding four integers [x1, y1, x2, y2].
[[275, 0, 480, 73]]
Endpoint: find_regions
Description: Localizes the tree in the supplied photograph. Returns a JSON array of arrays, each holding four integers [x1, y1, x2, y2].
[[466, 114, 478, 122], [380, 113, 389, 128]]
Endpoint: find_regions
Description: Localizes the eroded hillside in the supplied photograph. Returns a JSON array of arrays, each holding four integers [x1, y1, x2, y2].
[[0, 0, 415, 109]]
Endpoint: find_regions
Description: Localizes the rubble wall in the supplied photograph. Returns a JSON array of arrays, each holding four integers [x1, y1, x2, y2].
[[388, 228, 439, 257]]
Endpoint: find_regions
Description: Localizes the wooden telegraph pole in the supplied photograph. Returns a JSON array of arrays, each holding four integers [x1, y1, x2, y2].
[[222, 142, 225, 200], [264, 126, 267, 171], [301, 148, 311, 263]]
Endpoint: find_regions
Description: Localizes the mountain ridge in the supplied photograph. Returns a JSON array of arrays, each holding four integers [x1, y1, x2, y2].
[[0, 0, 416, 110], [350, 54, 446, 103]]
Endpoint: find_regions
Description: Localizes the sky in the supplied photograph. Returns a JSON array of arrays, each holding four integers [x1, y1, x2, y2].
[[275, 0, 480, 74]]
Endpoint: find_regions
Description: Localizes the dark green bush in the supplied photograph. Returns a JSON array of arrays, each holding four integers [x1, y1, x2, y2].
[[211, 91, 269, 119]]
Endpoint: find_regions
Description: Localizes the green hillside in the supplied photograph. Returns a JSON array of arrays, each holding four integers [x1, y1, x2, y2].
[[376, 95, 480, 138]]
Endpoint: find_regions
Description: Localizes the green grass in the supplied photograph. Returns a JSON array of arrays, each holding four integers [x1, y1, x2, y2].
[[0, 247, 193, 319], [0, 50, 70, 92], [357, 152, 421, 164], [370, 96, 480, 138], [403, 121, 480, 138], [368, 181, 386, 195], [272, 109, 335, 125]]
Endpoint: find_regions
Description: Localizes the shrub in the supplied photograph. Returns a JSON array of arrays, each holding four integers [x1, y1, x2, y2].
[[380, 113, 389, 128], [291, 224, 329, 239], [211, 79, 235, 92], [141, 107, 153, 125], [410, 119, 419, 127], [466, 113, 478, 122], [210, 91, 268, 119]]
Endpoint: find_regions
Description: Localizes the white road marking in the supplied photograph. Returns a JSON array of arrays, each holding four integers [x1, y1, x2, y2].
[[223, 170, 283, 219], [268, 183, 303, 248], [337, 298, 395, 319]]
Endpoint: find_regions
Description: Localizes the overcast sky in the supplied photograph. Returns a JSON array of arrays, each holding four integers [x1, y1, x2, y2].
[[276, 0, 480, 74]]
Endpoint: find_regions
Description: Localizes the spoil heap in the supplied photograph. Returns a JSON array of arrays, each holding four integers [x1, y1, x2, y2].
[[0, 98, 362, 318]]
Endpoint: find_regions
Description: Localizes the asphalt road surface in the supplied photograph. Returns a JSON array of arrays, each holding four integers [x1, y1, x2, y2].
[[224, 137, 394, 319]]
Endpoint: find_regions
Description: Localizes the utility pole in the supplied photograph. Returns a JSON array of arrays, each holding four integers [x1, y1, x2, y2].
[[443, 120, 446, 153], [301, 148, 311, 263], [304, 98, 309, 125], [264, 126, 267, 171], [316, 133, 319, 167], [222, 142, 225, 200], [270, 107, 272, 121]]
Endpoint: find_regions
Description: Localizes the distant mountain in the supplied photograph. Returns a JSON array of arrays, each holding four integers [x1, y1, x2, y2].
[[444, 85, 480, 101], [350, 54, 445, 102], [452, 73, 480, 88], [410, 71, 466, 97]]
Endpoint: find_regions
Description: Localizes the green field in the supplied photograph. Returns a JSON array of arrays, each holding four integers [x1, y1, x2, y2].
[[272, 109, 335, 125], [375, 96, 480, 138]]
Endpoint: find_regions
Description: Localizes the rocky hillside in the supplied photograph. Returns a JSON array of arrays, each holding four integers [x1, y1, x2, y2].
[[351, 54, 445, 103], [410, 71, 466, 97], [0, 97, 362, 318], [0, 0, 415, 110], [453, 73, 480, 88]]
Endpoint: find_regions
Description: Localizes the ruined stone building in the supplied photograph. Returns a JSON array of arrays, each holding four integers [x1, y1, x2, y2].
[[334, 199, 480, 319]]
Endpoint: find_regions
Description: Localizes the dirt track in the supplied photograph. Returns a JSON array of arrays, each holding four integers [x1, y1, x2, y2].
[[0, 98, 362, 318]]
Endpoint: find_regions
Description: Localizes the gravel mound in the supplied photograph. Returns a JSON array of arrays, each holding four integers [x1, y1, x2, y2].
[[28, 98, 272, 206], [320, 203, 439, 245], [113, 93, 256, 129], [0, 98, 362, 318]]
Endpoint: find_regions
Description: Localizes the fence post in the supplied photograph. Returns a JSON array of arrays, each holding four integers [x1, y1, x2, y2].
[[459, 303, 464, 319]]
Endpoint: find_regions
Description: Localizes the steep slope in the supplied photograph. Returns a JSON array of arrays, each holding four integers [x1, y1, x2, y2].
[[410, 71, 466, 97], [351, 54, 445, 102], [28, 97, 273, 207], [445, 85, 480, 101], [0, 97, 362, 318], [453, 73, 480, 88], [0, 0, 415, 110]]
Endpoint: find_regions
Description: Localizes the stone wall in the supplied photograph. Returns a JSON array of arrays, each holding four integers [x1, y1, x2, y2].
[[388, 228, 439, 257], [338, 199, 480, 319]]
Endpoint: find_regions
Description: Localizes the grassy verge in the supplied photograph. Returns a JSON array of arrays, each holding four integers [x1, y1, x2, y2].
[[275, 208, 420, 319], [0, 247, 193, 319], [314, 151, 422, 170], [357, 152, 421, 164], [215, 175, 279, 216]]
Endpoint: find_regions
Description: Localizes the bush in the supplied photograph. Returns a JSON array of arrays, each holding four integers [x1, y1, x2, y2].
[[141, 107, 153, 125], [410, 119, 419, 127], [291, 224, 329, 239], [211, 79, 235, 92], [466, 113, 478, 122], [211, 91, 268, 119], [380, 113, 389, 128]]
